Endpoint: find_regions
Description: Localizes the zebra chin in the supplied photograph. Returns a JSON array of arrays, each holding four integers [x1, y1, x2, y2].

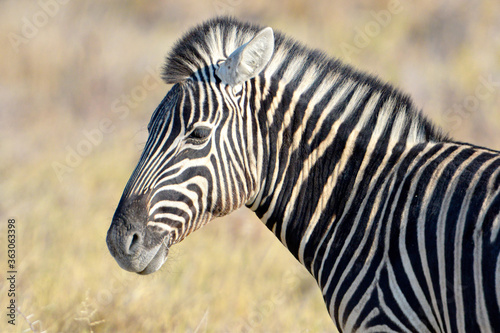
[[108, 233, 170, 275], [135, 241, 169, 275]]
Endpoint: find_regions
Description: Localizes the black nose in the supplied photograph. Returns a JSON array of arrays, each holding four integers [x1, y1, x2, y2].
[[106, 219, 143, 257], [106, 195, 149, 270]]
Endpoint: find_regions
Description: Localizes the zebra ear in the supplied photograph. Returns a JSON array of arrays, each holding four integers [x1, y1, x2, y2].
[[216, 27, 274, 86]]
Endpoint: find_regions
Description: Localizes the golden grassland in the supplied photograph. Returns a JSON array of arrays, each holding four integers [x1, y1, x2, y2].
[[1, 1, 500, 332]]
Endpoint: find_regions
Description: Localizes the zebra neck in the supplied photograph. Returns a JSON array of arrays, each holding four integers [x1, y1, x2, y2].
[[248, 71, 446, 269]]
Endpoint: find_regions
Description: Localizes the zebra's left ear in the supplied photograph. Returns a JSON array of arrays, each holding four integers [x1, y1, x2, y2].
[[216, 27, 274, 86]]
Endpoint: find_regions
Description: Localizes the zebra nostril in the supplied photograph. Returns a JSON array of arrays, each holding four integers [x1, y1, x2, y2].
[[127, 232, 141, 254]]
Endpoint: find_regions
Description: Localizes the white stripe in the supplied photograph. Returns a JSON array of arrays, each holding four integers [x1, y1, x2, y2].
[[452, 154, 498, 332], [435, 149, 481, 333]]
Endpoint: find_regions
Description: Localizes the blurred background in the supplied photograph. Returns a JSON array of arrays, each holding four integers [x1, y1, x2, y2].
[[1, 0, 499, 332]]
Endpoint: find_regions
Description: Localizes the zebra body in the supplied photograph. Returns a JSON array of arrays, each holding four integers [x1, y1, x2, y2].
[[106, 17, 500, 332]]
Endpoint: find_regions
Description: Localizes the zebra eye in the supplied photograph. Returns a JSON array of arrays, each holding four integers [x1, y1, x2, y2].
[[186, 126, 211, 143]]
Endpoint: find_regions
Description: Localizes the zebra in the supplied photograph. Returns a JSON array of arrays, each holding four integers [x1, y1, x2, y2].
[[106, 17, 500, 332]]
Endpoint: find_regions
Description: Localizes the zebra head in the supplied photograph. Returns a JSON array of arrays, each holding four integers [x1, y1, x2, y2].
[[106, 22, 274, 274]]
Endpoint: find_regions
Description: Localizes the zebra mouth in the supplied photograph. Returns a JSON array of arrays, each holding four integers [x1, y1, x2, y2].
[[137, 241, 169, 275]]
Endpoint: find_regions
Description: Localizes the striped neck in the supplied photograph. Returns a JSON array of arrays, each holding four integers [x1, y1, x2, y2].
[[248, 56, 446, 266]]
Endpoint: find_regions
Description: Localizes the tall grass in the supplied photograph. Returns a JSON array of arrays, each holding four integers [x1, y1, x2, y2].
[[2, 1, 499, 332]]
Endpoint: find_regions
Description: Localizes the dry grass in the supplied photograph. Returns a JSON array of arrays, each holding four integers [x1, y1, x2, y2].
[[1, 1, 499, 332]]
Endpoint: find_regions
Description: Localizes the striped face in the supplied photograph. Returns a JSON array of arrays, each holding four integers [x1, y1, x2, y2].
[[106, 70, 257, 274]]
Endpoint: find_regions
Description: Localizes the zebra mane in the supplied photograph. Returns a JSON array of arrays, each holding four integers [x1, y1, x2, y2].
[[163, 17, 263, 84], [162, 16, 448, 142]]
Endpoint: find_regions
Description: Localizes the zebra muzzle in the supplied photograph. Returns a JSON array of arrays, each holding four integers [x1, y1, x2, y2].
[[107, 195, 171, 274], [106, 219, 170, 274], [136, 239, 169, 275]]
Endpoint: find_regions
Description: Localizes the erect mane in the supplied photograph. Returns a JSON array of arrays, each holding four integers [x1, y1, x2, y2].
[[162, 17, 265, 84]]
